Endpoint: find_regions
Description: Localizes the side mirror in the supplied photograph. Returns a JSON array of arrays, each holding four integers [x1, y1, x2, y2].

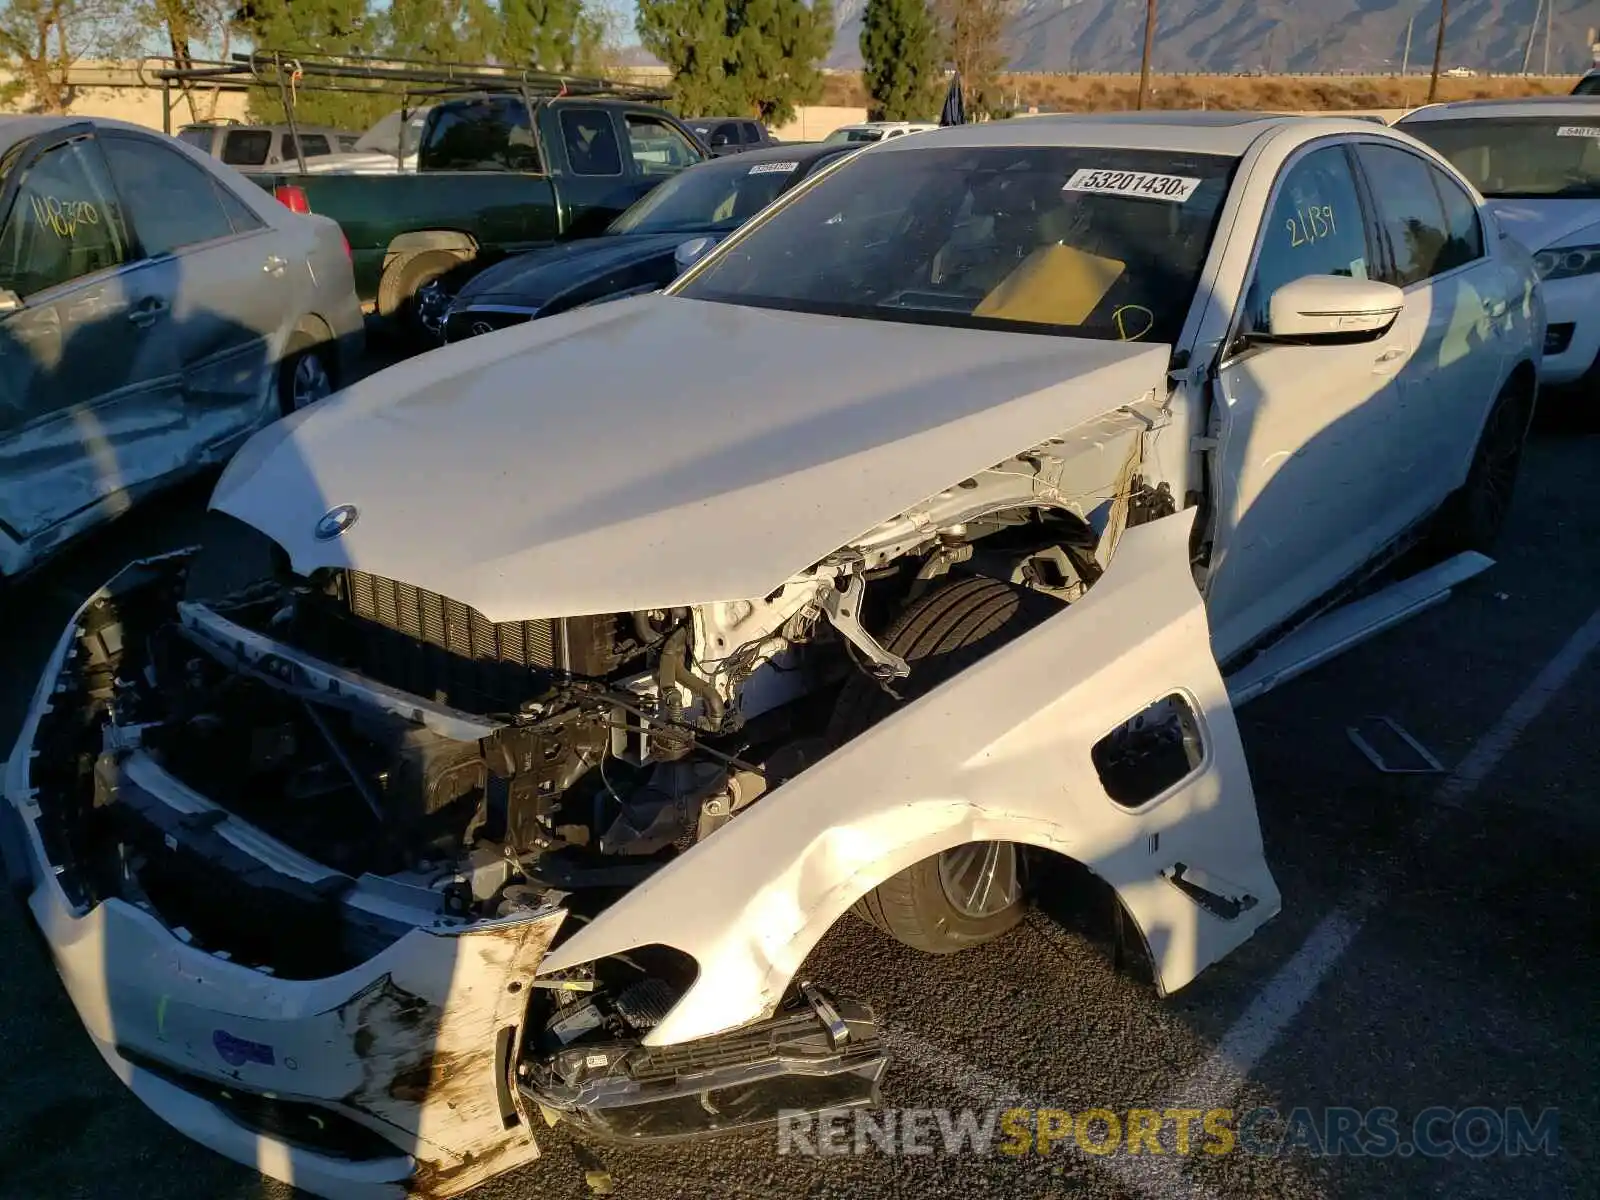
[[1265, 275, 1404, 344], [674, 235, 719, 274], [0, 288, 22, 314], [710, 128, 735, 147]]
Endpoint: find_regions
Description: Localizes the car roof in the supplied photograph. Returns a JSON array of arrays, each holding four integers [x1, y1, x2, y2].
[[0, 113, 195, 155], [1399, 96, 1600, 123], [869, 111, 1385, 156], [696, 141, 843, 168]]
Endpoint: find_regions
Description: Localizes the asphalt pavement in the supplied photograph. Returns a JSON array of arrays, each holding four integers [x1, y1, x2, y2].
[[0, 401, 1595, 1200]]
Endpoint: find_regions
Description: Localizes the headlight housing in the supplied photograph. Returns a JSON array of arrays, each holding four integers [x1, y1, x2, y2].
[[1533, 244, 1600, 281]]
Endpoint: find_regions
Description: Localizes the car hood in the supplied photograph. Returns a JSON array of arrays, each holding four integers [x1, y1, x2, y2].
[[457, 232, 690, 307], [1485, 198, 1600, 251], [211, 295, 1170, 622]]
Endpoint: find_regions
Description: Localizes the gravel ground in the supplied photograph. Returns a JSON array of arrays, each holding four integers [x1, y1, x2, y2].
[[0, 394, 1595, 1200]]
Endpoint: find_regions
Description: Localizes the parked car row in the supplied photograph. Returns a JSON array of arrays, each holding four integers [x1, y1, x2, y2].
[[2, 102, 1563, 1200]]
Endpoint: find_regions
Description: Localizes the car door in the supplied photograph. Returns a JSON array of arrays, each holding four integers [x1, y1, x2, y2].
[[1205, 141, 1412, 667], [100, 133, 295, 451], [0, 127, 184, 565], [551, 107, 643, 237], [1351, 141, 1511, 512]]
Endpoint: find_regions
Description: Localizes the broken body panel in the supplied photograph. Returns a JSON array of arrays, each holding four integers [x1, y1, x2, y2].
[[541, 511, 1281, 1046]]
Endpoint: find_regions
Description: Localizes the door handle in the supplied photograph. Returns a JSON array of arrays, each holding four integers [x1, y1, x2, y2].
[[1485, 299, 1508, 320], [263, 255, 288, 276], [126, 297, 168, 328]]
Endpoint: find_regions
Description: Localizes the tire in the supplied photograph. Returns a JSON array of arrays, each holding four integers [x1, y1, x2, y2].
[[827, 575, 1064, 954], [1428, 378, 1533, 557], [278, 331, 335, 417], [378, 250, 462, 341]]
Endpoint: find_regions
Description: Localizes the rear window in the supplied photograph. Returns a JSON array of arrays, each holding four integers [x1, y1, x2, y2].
[[220, 129, 272, 166], [421, 97, 542, 172], [177, 128, 214, 152]]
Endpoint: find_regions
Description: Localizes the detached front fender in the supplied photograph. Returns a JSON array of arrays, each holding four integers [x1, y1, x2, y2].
[[540, 510, 1281, 1046]]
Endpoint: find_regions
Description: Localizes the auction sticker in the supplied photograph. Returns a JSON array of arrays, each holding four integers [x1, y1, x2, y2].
[[749, 161, 800, 174], [1064, 168, 1201, 202], [1556, 126, 1600, 138]]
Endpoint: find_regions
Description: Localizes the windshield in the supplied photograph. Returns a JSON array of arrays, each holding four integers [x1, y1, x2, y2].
[[825, 127, 884, 144], [677, 145, 1236, 343], [1404, 117, 1600, 199], [609, 156, 810, 235], [353, 108, 430, 157]]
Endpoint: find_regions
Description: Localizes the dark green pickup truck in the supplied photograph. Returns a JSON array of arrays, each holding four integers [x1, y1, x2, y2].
[[250, 93, 708, 332]]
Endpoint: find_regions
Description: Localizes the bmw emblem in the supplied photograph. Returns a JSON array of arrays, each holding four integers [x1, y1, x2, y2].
[[315, 504, 359, 541]]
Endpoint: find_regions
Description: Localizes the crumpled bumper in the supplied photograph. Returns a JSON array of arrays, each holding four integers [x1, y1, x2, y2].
[[2, 557, 562, 1199]]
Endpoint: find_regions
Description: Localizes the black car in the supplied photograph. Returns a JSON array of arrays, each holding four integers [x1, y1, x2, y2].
[[440, 142, 855, 342], [687, 117, 778, 156]]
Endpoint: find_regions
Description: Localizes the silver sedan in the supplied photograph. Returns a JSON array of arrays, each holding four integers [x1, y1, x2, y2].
[[0, 114, 363, 581]]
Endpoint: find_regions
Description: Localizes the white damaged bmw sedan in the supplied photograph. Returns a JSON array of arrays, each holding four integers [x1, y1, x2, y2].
[[3, 113, 1540, 1198]]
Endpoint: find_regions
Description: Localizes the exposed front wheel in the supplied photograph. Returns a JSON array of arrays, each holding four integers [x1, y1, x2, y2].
[[828, 575, 1064, 954]]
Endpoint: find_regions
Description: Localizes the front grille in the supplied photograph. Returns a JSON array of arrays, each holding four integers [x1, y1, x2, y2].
[[315, 571, 630, 713], [444, 307, 533, 343], [345, 570, 560, 669]]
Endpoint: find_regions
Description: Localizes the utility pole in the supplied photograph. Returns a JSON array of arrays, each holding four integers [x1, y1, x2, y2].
[[1544, 0, 1553, 75], [1524, 0, 1542, 74], [1428, 0, 1450, 103], [1138, 0, 1158, 111], [1402, 15, 1414, 74]]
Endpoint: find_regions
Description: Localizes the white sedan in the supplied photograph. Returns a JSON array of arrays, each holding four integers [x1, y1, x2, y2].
[[3, 113, 1539, 1198], [1400, 97, 1600, 388]]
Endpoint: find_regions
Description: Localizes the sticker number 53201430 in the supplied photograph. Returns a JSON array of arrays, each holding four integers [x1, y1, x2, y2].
[[1063, 168, 1202, 203]]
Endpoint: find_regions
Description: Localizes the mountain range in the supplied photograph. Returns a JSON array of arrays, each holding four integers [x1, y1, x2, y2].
[[825, 0, 1599, 74]]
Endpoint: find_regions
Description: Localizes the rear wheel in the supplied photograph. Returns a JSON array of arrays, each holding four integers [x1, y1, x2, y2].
[[278, 332, 334, 417], [828, 575, 1064, 954], [1428, 378, 1532, 557]]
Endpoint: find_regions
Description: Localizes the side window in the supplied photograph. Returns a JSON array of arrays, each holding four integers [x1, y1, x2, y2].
[[0, 138, 128, 298], [559, 109, 622, 176], [1354, 144, 1452, 287], [101, 137, 235, 255], [1244, 145, 1371, 334], [299, 134, 331, 158], [708, 122, 739, 149], [338, 134, 361, 152], [220, 129, 271, 166], [421, 97, 542, 172], [741, 122, 762, 145], [213, 179, 267, 234], [1429, 164, 1485, 273], [625, 114, 700, 176]]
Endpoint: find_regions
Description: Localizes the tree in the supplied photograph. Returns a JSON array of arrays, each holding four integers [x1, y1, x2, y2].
[[637, 0, 743, 115], [384, 0, 495, 63], [140, 0, 235, 121], [231, 0, 388, 128], [499, 0, 604, 73], [731, 0, 832, 124], [859, 0, 940, 121], [0, 0, 137, 114], [637, 0, 833, 122], [932, 0, 1009, 117]]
